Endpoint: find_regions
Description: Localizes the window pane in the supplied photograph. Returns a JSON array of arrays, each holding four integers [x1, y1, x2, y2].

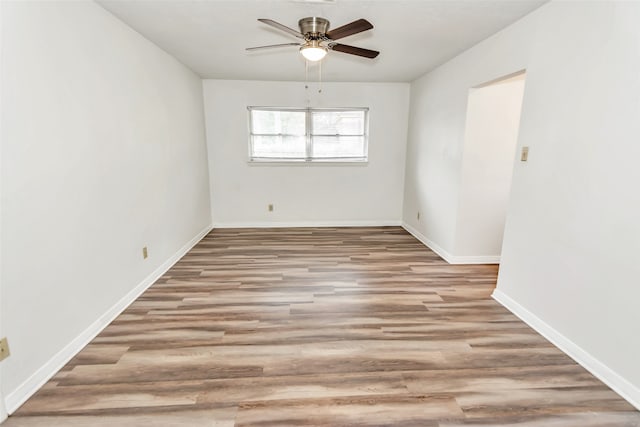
[[251, 110, 305, 135], [312, 110, 365, 136], [252, 135, 306, 159], [312, 136, 366, 158]]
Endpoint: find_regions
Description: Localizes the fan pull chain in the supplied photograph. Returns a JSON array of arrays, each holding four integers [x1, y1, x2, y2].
[[318, 60, 322, 94], [304, 60, 311, 105]]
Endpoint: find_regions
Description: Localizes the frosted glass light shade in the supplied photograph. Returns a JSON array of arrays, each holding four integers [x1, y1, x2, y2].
[[300, 41, 327, 61]]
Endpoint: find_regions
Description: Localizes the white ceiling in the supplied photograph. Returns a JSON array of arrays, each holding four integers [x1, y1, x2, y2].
[[97, 0, 546, 82]]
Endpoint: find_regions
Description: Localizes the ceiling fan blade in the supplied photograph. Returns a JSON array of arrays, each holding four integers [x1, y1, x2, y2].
[[329, 43, 379, 59], [326, 19, 373, 41], [246, 43, 301, 51], [257, 18, 304, 39]]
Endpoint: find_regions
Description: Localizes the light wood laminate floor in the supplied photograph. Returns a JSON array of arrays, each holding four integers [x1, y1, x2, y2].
[[6, 227, 640, 426]]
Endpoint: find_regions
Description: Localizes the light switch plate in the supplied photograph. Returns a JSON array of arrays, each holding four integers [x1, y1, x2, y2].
[[0, 337, 10, 362]]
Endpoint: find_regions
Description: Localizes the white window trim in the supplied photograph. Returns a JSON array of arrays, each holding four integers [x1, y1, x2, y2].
[[247, 107, 369, 163]]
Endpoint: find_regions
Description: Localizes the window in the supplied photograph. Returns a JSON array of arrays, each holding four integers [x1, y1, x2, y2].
[[248, 107, 369, 162]]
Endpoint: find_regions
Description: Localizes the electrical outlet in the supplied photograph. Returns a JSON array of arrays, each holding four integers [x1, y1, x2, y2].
[[268, 204, 274, 212], [142, 246, 148, 259], [0, 337, 10, 362], [521, 146, 529, 162], [417, 212, 420, 221]]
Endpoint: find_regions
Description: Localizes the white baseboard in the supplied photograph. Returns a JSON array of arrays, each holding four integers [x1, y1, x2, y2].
[[492, 288, 640, 411], [213, 220, 402, 228], [401, 221, 455, 262], [451, 255, 501, 264], [401, 222, 500, 264], [4, 224, 213, 415]]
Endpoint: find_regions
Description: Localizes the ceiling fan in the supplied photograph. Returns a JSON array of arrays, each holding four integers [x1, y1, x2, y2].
[[246, 17, 379, 62]]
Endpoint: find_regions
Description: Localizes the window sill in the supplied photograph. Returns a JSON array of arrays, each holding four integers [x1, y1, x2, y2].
[[247, 159, 368, 167]]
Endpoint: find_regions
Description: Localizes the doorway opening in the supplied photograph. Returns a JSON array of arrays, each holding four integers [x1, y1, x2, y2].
[[454, 71, 526, 262]]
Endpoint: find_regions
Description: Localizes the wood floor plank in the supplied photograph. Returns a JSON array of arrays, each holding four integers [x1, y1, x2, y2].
[[6, 226, 639, 426]]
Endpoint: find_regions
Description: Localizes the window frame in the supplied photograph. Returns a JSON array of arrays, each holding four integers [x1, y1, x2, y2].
[[247, 106, 369, 163]]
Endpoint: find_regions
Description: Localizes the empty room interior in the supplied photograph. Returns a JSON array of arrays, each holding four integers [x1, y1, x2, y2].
[[2, 0, 640, 425]]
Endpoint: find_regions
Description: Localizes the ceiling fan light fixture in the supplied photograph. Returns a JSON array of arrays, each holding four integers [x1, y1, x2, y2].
[[300, 41, 327, 62], [249, 17, 379, 60]]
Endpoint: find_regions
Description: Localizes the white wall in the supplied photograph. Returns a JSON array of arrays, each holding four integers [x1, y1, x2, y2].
[[496, 1, 640, 407], [203, 80, 409, 227], [0, 0, 6, 421], [1, 1, 211, 413], [454, 76, 525, 260], [404, 0, 640, 408], [402, 13, 534, 261]]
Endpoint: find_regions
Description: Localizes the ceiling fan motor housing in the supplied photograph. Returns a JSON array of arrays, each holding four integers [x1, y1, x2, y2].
[[298, 17, 330, 40]]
